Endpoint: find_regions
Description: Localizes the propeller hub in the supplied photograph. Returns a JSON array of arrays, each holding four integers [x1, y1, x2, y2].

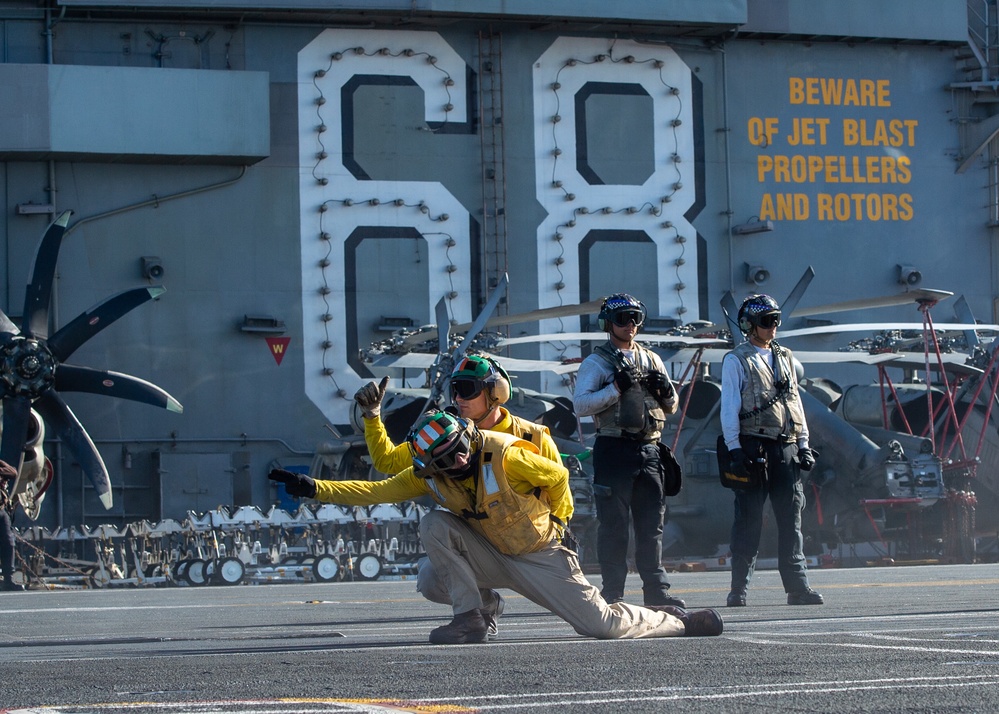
[[0, 337, 55, 398]]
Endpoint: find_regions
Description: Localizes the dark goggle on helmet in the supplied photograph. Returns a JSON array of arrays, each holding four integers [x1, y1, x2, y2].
[[598, 293, 647, 330]]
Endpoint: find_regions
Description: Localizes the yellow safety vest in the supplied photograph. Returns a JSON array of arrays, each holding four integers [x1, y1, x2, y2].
[[424, 431, 559, 555]]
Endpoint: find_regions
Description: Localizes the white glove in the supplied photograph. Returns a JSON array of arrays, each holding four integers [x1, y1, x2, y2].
[[354, 376, 389, 419]]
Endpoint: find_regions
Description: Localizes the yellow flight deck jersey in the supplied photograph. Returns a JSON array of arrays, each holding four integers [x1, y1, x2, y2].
[[362, 407, 568, 513], [316, 430, 574, 535]]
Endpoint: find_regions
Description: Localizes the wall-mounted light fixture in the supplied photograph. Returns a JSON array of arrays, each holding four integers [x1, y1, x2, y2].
[[897, 264, 922, 286], [745, 263, 770, 286], [377, 316, 414, 332], [731, 218, 774, 236], [141, 256, 165, 281], [240, 314, 286, 334]]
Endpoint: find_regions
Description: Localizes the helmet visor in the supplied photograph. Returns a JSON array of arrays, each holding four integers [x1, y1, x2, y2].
[[611, 310, 645, 328]]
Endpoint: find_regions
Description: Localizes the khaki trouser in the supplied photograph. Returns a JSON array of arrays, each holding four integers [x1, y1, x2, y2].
[[416, 509, 685, 639]]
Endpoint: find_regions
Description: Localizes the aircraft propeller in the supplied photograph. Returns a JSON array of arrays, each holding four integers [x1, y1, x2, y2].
[[0, 210, 182, 511]]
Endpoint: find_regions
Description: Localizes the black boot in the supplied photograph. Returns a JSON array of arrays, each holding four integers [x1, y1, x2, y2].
[[428, 609, 488, 645], [2, 577, 24, 592], [648, 605, 724, 636]]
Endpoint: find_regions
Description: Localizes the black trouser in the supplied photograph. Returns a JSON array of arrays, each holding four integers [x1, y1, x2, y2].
[[0, 508, 16, 581], [592, 436, 669, 600], [729, 435, 810, 594]]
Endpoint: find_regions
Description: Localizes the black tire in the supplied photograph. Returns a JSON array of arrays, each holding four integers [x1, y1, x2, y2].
[[184, 559, 208, 586], [173, 559, 191, 584], [312, 555, 340, 582], [214, 557, 245, 585], [88, 566, 110, 589], [355, 553, 382, 581], [143, 563, 161, 577]]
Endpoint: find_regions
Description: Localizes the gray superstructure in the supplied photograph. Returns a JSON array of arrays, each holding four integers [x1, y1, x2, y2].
[[0, 1, 994, 537]]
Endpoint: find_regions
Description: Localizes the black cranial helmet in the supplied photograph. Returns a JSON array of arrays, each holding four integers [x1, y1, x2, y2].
[[737, 294, 781, 334], [598, 293, 647, 332], [407, 410, 480, 479]]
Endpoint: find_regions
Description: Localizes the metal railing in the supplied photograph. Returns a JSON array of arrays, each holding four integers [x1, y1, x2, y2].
[[968, 0, 999, 81]]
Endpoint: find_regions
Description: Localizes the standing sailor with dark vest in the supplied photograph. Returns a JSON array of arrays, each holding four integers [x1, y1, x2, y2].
[[572, 293, 684, 608], [269, 411, 723, 643], [721, 294, 823, 607]]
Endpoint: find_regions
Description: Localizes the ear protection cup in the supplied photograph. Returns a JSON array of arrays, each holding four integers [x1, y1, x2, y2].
[[487, 359, 512, 405], [451, 354, 512, 407]]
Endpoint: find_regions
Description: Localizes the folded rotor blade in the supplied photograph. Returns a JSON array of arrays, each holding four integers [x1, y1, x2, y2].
[[413, 275, 509, 424], [452, 272, 509, 349], [33, 390, 113, 509], [435, 296, 450, 353], [952, 295, 980, 350], [781, 266, 815, 317], [0, 395, 32, 472], [54, 365, 183, 413], [47, 286, 166, 362], [721, 291, 741, 340], [22, 210, 72, 341], [451, 293, 598, 333], [789, 289, 954, 318]]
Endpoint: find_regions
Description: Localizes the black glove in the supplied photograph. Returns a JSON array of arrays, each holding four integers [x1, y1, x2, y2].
[[268, 469, 317, 498], [614, 368, 636, 393], [798, 447, 816, 472], [644, 371, 675, 402], [728, 448, 751, 480]]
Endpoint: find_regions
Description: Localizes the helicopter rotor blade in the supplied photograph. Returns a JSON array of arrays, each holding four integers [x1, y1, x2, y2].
[[46, 286, 166, 362], [952, 295, 980, 350], [21, 210, 72, 341], [450, 296, 601, 333], [414, 296, 452, 414], [54, 365, 184, 413], [452, 272, 509, 352], [781, 266, 815, 317], [413, 273, 510, 422], [720, 291, 741, 339], [789, 288, 954, 318], [435, 297, 450, 354], [33, 390, 113, 510]]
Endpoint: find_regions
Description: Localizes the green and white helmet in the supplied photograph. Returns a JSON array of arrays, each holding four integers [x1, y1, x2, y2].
[[449, 353, 511, 407], [407, 411, 480, 479]]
